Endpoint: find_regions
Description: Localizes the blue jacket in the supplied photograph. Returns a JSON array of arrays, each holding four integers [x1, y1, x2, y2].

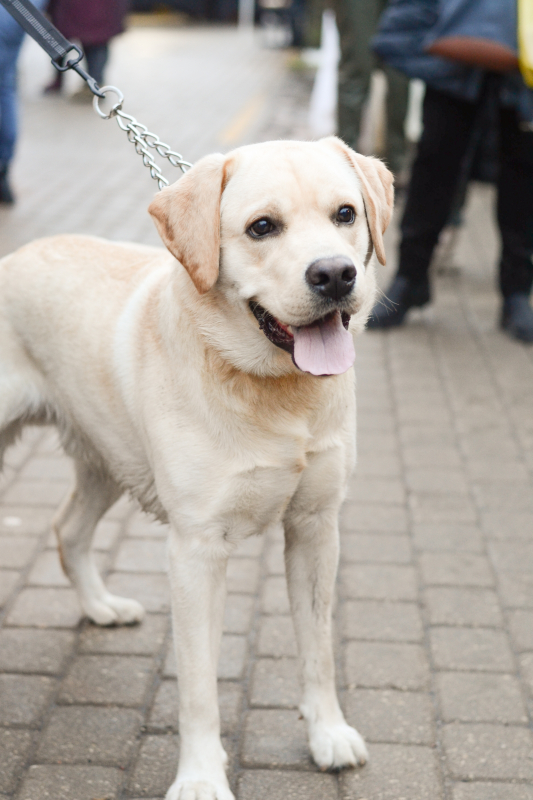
[[372, 0, 533, 123]]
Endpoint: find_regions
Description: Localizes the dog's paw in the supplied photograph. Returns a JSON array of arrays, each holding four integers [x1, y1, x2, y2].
[[309, 721, 368, 771], [165, 779, 235, 800], [84, 594, 145, 626]]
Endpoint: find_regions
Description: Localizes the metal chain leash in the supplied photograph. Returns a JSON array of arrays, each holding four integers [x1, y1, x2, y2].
[[93, 87, 192, 190]]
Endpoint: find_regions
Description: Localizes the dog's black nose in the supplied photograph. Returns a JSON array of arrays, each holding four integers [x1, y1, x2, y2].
[[305, 256, 357, 301]]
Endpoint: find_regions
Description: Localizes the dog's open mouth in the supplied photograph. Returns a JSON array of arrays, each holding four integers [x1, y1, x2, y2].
[[250, 302, 354, 376]]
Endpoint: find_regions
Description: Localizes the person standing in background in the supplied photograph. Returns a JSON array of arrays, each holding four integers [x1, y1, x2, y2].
[[45, 0, 128, 101], [332, 0, 410, 179]]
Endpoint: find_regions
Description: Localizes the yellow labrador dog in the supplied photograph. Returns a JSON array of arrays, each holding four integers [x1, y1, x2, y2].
[[0, 136, 393, 800]]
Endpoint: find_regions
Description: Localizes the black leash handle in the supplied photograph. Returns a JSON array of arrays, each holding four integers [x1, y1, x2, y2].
[[0, 0, 104, 96]]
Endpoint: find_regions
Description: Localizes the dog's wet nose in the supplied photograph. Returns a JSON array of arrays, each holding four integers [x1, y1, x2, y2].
[[305, 256, 357, 301]]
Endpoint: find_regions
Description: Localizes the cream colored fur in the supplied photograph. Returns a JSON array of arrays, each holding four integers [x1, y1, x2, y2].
[[0, 137, 393, 800]]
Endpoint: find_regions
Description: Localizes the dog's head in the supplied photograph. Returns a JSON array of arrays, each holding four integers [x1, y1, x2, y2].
[[149, 137, 393, 377]]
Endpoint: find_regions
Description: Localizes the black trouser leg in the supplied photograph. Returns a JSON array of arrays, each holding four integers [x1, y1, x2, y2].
[[497, 105, 533, 297], [83, 43, 109, 88], [398, 87, 479, 283]]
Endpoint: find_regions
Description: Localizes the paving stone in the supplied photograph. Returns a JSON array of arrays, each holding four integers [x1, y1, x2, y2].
[[0, 506, 52, 536], [0, 569, 19, 606], [498, 571, 533, 608], [164, 634, 248, 680], [346, 478, 406, 505], [489, 541, 533, 574], [36, 706, 143, 765], [340, 503, 408, 533], [59, 655, 154, 706], [437, 672, 528, 723], [0, 535, 40, 569], [413, 523, 484, 553], [0, 674, 56, 725], [472, 483, 533, 511], [19, 456, 74, 481], [340, 533, 412, 563], [17, 764, 123, 800], [481, 511, 533, 541], [242, 709, 311, 768], [452, 784, 533, 800], [249, 658, 300, 708], [420, 552, 494, 587], [148, 679, 241, 734], [340, 743, 443, 799], [6, 587, 82, 627], [1, 479, 67, 507], [354, 452, 402, 477], [223, 593, 255, 633], [424, 587, 503, 626], [0, 628, 75, 673], [114, 538, 168, 573], [27, 549, 107, 587], [443, 723, 533, 780], [265, 541, 285, 575], [341, 564, 418, 601], [343, 689, 434, 744], [79, 613, 168, 655], [509, 609, 533, 651], [402, 445, 462, 468], [405, 468, 468, 494], [128, 734, 179, 797], [261, 576, 290, 614], [342, 600, 423, 642], [92, 520, 123, 551], [257, 616, 297, 657], [0, 728, 33, 793], [519, 652, 533, 696], [430, 627, 515, 672], [344, 642, 430, 690], [106, 572, 170, 613], [409, 493, 477, 523], [227, 557, 260, 593], [238, 769, 338, 800]]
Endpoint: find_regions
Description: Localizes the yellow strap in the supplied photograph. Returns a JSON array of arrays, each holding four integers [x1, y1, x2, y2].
[[519, 0, 533, 87]]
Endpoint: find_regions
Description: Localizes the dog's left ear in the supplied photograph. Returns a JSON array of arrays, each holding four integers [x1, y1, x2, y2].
[[321, 137, 394, 266], [148, 153, 227, 294]]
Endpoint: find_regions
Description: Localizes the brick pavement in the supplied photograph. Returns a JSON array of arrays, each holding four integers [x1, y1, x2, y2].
[[1, 19, 533, 800]]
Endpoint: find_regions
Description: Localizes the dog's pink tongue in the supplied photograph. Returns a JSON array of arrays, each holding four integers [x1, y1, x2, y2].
[[293, 311, 355, 376]]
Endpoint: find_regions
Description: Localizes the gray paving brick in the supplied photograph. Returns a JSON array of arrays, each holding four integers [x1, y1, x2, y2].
[[19, 456, 73, 481], [223, 593, 255, 633], [1, 479, 67, 507], [420, 552, 494, 587], [342, 600, 423, 642], [519, 652, 533, 696], [0, 673, 56, 726], [340, 533, 412, 563], [249, 658, 300, 708], [36, 706, 142, 765], [78, 613, 168, 655], [343, 689, 434, 744], [238, 769, 338, 800], [114, 539, 168, 573], [443, 723, 533, 780], [0, 569, 19, 606], [452, 783, 533, 800], [261, 576, 290, 614], [489, 541, 533, 574], [265, 541, 285, 575], [128, 734, 179, 797], [498, 571, 533, 608], [341, 564, 418, 601], [27, 549, 107, 587], [437, 672, 528, 723], [340, 743, 443, 799], [6, 587, 82, 627], [409, 493, 477, 523], [425, 587, 503, 626], [0, 536, 40, 569], [106, 572, 170, 613], [0, 628, 75, 673], [413, 523, 484, 553], [17, 764, 123, 800], [472, 483, 533, 511], [227, 557, 260, 594], [509, 609, 533, 651], [346, 478, 406, 505], [430, 627, 515, 672], [340, 503, 408, 533], [257, 615, 297, 658], [0, 506, 52, 536], [242, 709, 310, 768], [354, 452, 401, 477], [0, 728, 33, 794], [402, 445, 462, 468], [59, 655, 154, 706], [405, 468, 468, 494], [344, 642, 430, 690], [481, 510, 533, 541]]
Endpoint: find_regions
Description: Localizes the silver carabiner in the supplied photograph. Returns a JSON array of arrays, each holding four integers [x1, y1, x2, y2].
[[93, 86, 125, 120]]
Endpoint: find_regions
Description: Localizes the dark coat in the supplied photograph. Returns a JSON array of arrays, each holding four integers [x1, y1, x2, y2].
[[49, 0, 128, 46]]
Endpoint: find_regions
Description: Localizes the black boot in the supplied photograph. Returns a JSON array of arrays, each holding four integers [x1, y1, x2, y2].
[[367, 275, 430, 329], [501, 293, 533, 343], [0, 163, 14, 205]]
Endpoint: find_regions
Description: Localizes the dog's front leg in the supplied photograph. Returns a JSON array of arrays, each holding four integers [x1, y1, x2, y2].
[[284, 473, 368, 771], [165, 528, 234, 800]]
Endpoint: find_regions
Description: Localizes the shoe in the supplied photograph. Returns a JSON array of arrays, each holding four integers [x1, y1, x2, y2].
[[501, 293, 533, 343], [0, 163, 14, 204], [367, 275, 430, 329]]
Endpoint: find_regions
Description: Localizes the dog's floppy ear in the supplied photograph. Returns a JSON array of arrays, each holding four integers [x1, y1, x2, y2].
[[148, 152, 227, 294], [321, 137, 394, 266]]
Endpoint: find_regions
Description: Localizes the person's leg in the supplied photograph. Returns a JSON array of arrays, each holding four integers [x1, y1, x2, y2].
[[498, 104, 533, 341], [83, 42, 109, 87], [368, 86, 479, 328], [383, 63, 409, 176], [333, 0, 377, 150], [0, 55, 19, 203]]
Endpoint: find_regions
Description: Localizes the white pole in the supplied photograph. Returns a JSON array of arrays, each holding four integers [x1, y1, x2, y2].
[[238, 0, 255, 28]]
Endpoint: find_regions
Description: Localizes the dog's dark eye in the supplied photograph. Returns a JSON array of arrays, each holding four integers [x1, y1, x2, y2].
[[248, 218, 276, 238], [336, 206, 355, 224]]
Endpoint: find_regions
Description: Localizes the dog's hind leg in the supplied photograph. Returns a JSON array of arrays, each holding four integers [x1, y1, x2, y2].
[[53, 460, 145, 626]]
